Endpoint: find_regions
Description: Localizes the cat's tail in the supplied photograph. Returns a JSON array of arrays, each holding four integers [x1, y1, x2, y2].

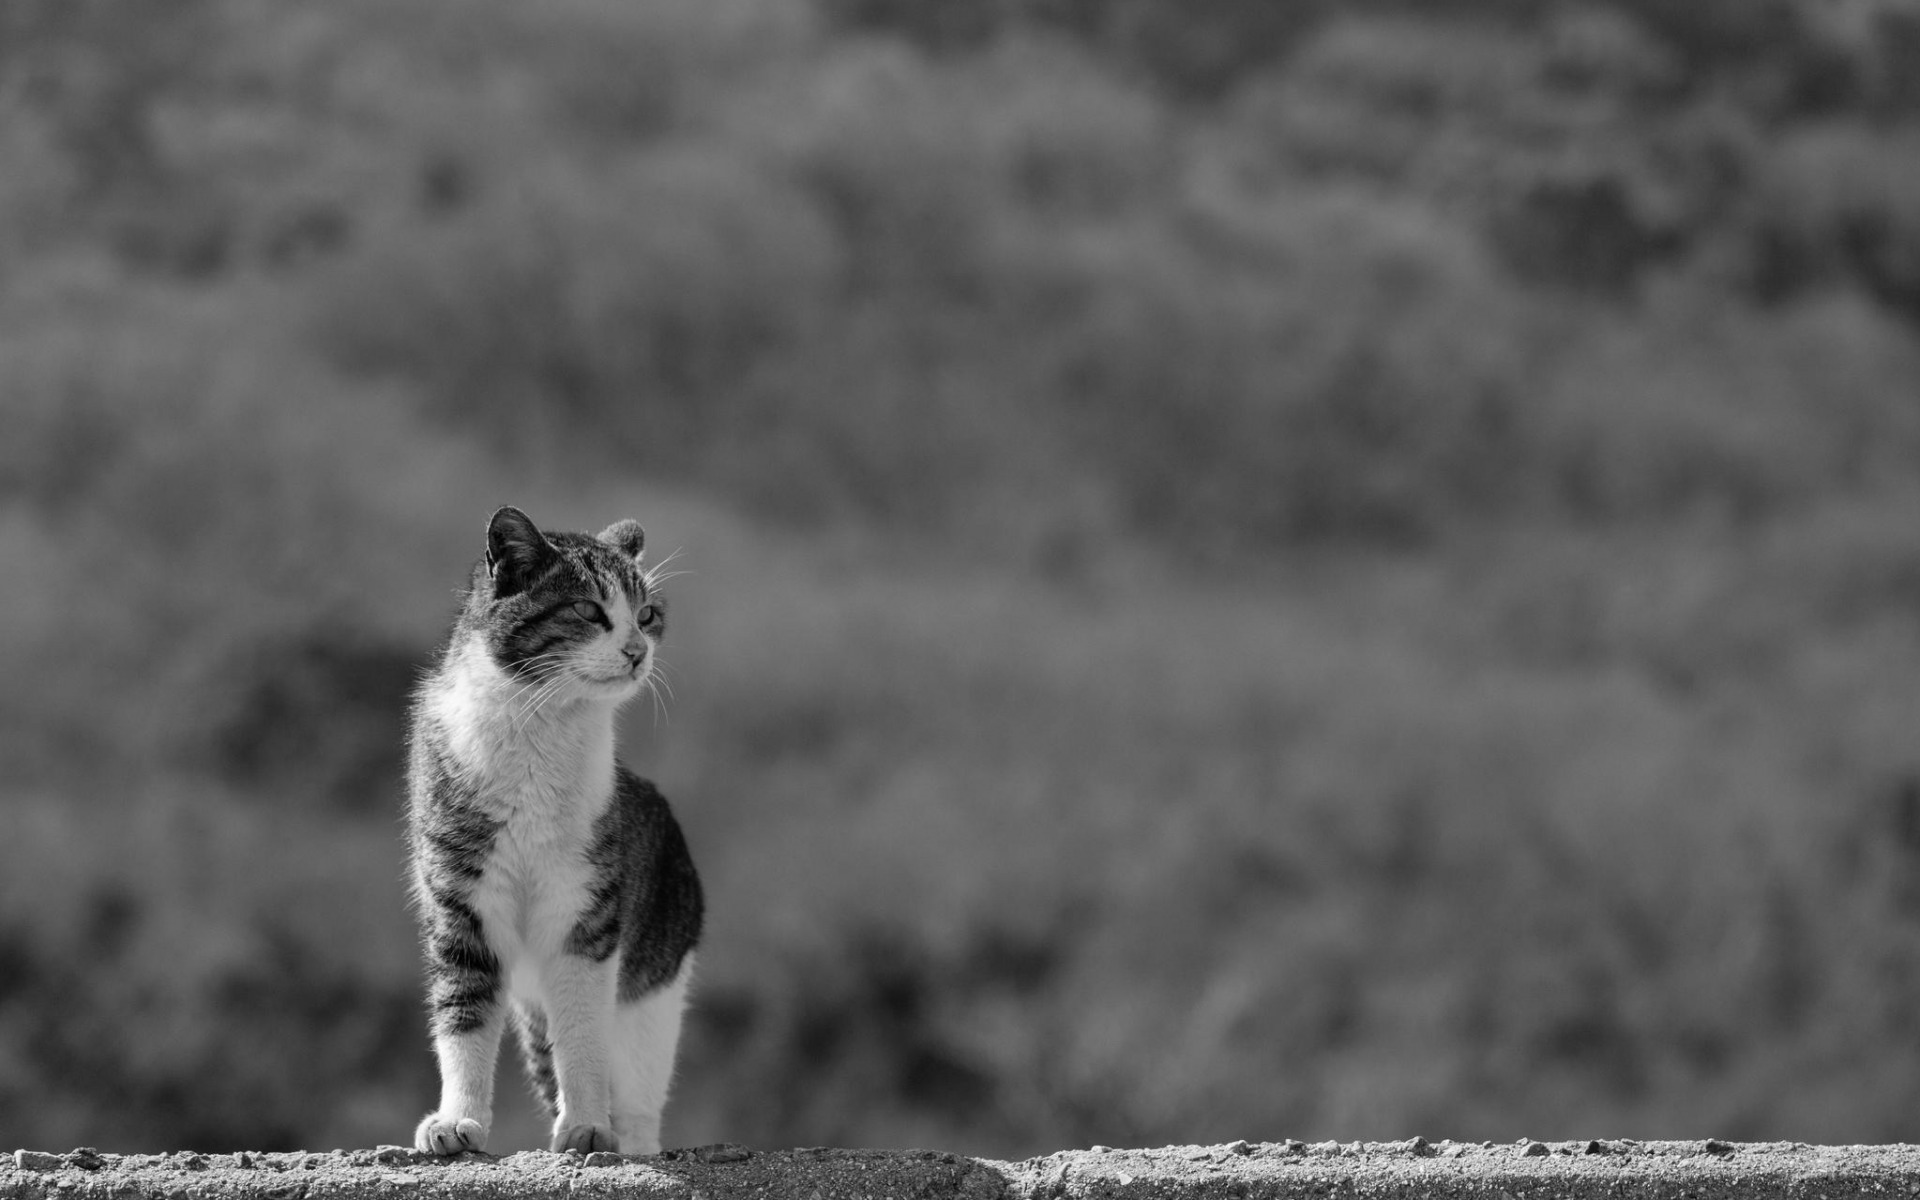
[[511, 1001, 560, 1119]]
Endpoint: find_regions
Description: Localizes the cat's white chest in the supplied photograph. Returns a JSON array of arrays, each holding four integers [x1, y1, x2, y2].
[[468, 749, 610, 969], [425, 641, 616, 980], [471, 803, 599, 978]]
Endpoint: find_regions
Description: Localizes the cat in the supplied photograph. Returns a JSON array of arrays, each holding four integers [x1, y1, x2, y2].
[[406, 505, 702, 1157]]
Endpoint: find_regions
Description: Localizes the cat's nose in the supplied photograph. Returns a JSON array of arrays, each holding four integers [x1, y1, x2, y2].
[[622, 644, 648, 668]]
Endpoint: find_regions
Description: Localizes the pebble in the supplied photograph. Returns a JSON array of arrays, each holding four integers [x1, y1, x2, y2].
[[1520, 1140, 1549, 1157], [1226, 1141, 1252, 1156], [15, 1151, 63, 1171], [582, 1152, 622, 1168], [1704, 1139, 1736, 1156]]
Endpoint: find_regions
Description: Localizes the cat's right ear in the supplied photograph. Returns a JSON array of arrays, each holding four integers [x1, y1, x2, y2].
[[598, 519, 646, 563], [485, 506, 555, 598]]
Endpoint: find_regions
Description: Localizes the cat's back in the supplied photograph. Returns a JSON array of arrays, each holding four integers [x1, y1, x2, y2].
[[577, 765, 704, 1000]]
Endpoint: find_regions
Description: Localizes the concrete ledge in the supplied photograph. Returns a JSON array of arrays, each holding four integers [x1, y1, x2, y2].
[[7, 1141, 1915, 1200]]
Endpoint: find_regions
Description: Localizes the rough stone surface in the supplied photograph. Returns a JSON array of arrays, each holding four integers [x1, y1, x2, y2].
[[1, 1141, 1915, 1200]]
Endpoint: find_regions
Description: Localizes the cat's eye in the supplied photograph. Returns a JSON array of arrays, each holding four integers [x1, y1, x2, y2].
[[636, 604, 657, 625], [571, 599, 606, 624]]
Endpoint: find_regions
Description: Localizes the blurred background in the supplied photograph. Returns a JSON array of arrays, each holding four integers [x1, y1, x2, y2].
[[6, 0, 1920, 1159]]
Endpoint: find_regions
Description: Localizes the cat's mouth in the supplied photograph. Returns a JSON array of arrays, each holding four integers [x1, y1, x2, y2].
[[586, 667, 647, 689]]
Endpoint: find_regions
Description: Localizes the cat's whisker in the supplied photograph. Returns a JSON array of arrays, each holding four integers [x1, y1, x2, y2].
[[643, 549, 690, 590], [502, 659, 563, 702], [503, 683, 549, 722], [502, 660, 572, 720], [504, 651, 570, 683], [649, 667, 677, 705], [508, 691, 548, 739], [511, 671, 576, 738], [525, 676, 575, 727], [644, 653, 678, 705]]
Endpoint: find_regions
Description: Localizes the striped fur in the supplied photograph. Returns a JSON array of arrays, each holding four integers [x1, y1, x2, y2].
[[407, 506, 702, 1157], [513, 1002, 559, 1115]]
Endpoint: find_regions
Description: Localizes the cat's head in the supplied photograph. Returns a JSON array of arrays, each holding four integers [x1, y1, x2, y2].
[[460, 505, 667, 702]]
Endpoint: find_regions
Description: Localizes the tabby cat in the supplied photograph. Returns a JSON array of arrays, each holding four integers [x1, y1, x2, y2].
[[407, 506, 702, 1156]]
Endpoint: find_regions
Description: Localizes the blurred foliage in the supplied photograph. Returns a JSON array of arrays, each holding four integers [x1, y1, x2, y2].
[[5, 0, 1920, 1160]]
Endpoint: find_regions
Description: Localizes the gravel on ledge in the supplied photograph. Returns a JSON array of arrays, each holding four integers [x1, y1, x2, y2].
[[6, 1140, 1915, 1200]]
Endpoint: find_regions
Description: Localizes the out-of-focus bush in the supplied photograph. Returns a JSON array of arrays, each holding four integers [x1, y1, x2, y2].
[[825, 0, 1328, 97], [1742, 124, 1920, 318], [315, 150, 842, 465], [1534, 291, 1920, 524], [0, 791, 428, 1150], [665, 553, 1920, 1149], [1034, 185, 1539, 547], [1236, 11, 1747, 294], [0, 269, 483, 793], [0, 0, 217, 195]]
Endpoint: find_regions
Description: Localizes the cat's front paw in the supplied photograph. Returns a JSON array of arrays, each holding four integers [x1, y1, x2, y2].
[[551, 1123, 619, 1154], [416, 1113, 488, 1156]]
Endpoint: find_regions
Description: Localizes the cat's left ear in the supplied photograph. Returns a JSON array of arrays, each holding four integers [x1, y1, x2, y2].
[[486, 506, 556, 597], [598, 519, 646, 563]]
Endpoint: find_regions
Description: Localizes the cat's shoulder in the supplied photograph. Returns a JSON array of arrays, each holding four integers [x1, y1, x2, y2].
[[609, 763, 677, 822], [598, 765, 695, 864]]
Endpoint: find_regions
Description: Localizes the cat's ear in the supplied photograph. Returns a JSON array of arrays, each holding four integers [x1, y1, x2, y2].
[[485, 506, 555, 597], [598, 518, 646, 563]]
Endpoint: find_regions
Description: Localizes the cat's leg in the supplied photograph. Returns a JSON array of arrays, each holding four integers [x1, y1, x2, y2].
[[511, 1000, 560, 1121], [609, 958, 693, 1156], [543, 954, 619, 1153], [418, 1008, 504, 1155], [415, 903, 506, 1155]]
